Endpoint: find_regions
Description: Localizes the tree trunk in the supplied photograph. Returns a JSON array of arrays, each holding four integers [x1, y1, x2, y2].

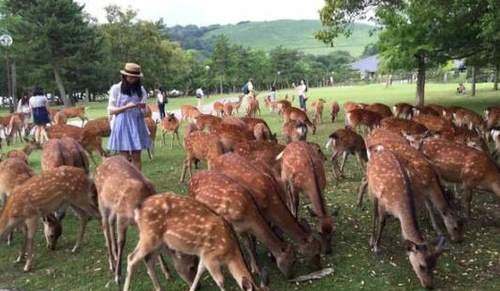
[[86, 88, 90, 103], [415, 54, 426, 106], [471, 65, 477, 96], [11, 62, 17, 113], [53, 66, 70, 107], [494, 64, 499, 91]]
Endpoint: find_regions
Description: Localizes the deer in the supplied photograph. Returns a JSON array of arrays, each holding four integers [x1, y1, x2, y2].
[[53, 111, 67, 125], [279, 141, 335, 254], [325, 127, 367, 179], [211, 153, 322, 265], [311, 98, 326, 125], [2, 141, 38, 165], [426, 104, 447, 117], [393, 102, 413, 119], [0, 166, 99, 272], [4, 114, 24, 145], [83, 117, 111, 138], [189, 170, 296, 278], [345, 108, 382, 133], [417, 138, 500, 219], [144, 117, 157, 159], [60, 106, 88, 126], [224, 102, 234, 116], [412, 106, 440, 117], [47, 124, 105, 162], [41, 137, 89, 174], [275, 100, 291, 115], [330, 101, 340, 123], [122, 192, 267, 291], [491, 127, 500, 160], [95, 156, 190, 285], [366, 148, 447, 289], [380, 117, 428, 137], [282, 120, 308, 144], [452, 108, 486, 138], [283, 106, 316, 134], [485, 106, 500, 130], [228, 95, 244, 115], [180, 128, 224, 182], [264, 96, 278, 113], [412, 113, 455, 136], [213, 122, 255, 152], [246, 98, 260, 118], [194, 114, 222, 132], [213, 101, 225, 117], [233, 140, 285, 171], [160, 112, 182, 148], [343, 102, 364, 113], [181, 105, 201, 122], [365, 103, 393, 118], [359, 129, 463, 241]]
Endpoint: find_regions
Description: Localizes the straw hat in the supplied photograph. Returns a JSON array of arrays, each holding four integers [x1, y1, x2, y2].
[[120, 63, 143, 78]]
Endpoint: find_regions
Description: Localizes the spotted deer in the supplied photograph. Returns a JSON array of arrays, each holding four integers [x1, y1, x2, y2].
[[189, 171, 296, 278], [412, 106, 440, 117], [283, 106, 316, 134], [325, 127, 367, 178], [418, 138, 500, 219], [60, 106, 88, 126], [0, 157, 34, 206], [485, 106, 500, 130], [366, 149, 447, 289], [53, 111, 67, 125], [491, 128, 500, 160], [343, 102, 364, 113], [233, 140, 285, 171], [282, 120, 308, 144], [380, 117, 428, 137], [83, 117, 111, 138], [412, 114, 455, 136], [160, 112, 182, 148], [213, 122, 255, 152], [276, 100, 291, 115], [360, 129, 463, 241], [2, 141, 38, 165], [123, 192, 266, 291], [47, 124, 105, 162], [345, 108, 382, 133], [211, 153, 322, 265], [180, 129, 224, 182], [331, 101, 340, 123], [365, 103, 393, 118], [311, 98, 326, 125], [144, 117, 157, 159], [393, 103, 414, 119], [41, 137, 89, 174], [228, 95, 244, 115], [246, 98, 260, 118], [213, 101, 225, 117], [194, 114, 222, 132], [0, 166, 99, 272], [180, 105, 201, 122], [224, 102, 234, 116], [5, 114, 24, 144], [280, 141, 335, 254]]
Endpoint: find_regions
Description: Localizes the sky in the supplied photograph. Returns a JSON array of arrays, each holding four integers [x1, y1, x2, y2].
[[77, 0, 326, 26]]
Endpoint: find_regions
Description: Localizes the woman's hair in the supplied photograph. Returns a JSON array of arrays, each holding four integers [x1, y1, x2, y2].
[[121, 75, 143, 98], [21, 95, 29, 105], [32, 86, 44, 96]]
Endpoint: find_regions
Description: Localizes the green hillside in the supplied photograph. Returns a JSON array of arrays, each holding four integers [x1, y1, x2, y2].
[[204, 19, 378, 56]]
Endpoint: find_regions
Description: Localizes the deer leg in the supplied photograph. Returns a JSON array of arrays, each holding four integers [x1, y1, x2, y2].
[[15, 224, 28, 263], [23, 218, 38, 272], [463, 186, 473, 220], [157, 253, 171, 281], [176, 132, 183, 148], [243, 233, 260, 275], [162, 132, 166, 146], [425, 200, 443, 236], [371, 206, 386, 254], [143, 254, 164, 291], [114, 217, 128, 284], [204, 259, 226, 291], [180, 159, 188, 182], [330, 151, 340, 178], [357, 176, 368, 208], [339, 152, 349, 176], [123, 237, 160, 291], [72, 212, 90, 253], [100, 211, 116, 272], [190, 259, 207, 291], [356, 152, 366, 174], [369, 198, 379, 250]]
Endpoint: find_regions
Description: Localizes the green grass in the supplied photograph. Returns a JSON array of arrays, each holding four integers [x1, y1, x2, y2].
[[204, 20, 378, 56], [0, 82, 499, 291]]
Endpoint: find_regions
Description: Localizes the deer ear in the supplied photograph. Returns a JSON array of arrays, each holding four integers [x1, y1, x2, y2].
[[406, 240, 417, 252]]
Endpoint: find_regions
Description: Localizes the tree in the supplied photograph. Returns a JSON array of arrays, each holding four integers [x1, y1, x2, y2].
[[3, 0, 103, 106], [210, 34, 233, 93]]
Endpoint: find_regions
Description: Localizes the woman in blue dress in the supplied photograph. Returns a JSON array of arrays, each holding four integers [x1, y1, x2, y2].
[[108, 63, 151, 170]]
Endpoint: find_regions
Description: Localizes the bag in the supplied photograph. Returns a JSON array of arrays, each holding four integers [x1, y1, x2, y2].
[[242, 84, 249, 95]]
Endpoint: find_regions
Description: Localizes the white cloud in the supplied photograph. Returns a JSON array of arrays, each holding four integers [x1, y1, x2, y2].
[[77, 0, 326, 26]]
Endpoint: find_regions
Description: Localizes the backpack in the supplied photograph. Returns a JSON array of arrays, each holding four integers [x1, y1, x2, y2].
[[242, 83, 249, 95]]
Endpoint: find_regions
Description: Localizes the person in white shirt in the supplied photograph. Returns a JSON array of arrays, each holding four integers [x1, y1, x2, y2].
[[195, 87, 204, 108], [247, 79, 254, 93], [29, 87, 50, 143], [157, 88, 166, 119], [296, 80, 307, 111]]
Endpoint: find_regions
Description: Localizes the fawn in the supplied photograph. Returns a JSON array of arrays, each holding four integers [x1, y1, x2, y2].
[[325, 127, 367, 179]]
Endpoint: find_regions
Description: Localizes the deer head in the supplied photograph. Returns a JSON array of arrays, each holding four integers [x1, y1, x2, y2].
[[42, 214, 63, 250], [406, 236, 447, 289]]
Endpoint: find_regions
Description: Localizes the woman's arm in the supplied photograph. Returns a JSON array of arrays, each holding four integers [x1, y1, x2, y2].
[[107, 85, 138, 115]]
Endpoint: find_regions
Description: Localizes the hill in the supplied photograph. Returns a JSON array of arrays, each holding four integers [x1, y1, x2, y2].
[[167, 20, 378, 57]]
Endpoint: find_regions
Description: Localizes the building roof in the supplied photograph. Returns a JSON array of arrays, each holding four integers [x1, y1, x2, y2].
[[351, 55, 378, 73]]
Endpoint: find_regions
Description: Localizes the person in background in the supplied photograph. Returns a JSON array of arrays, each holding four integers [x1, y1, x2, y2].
[[296, 80, 307, 111], [17, 94, 31, 137], [195, 87, 204, 109], [270, 83, 277, 102], [157, 87, 166, 119], [457, 83, 466, 94], [107, 62, 151, 170], [29, 86, 50, 144]]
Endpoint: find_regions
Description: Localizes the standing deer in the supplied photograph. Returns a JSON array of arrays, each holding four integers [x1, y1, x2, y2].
[[365, 103, 393, 118], [330, 101, 340, 123], [0, 166, 99, 272], [279, 141, 335, 254], [123, 193, 266, 291], [41, 137, 89, 173], [161, 112, 182, 148], [282, 120, 308, 144], [366, 149, 447, 289], [189, 171, 296, 278], [325, 127, 367, 178], [180, 105, 201, 122], [311, 98, 326, 125], [213, 101, 225, 117], [144, 117, 157, 159], [283, 106, 316, 134], [345, 108, 382, 133], [393, 103, 413, 119]]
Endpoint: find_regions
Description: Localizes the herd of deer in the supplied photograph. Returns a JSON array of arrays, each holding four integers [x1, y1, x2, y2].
[[0, 95, 499, 290]]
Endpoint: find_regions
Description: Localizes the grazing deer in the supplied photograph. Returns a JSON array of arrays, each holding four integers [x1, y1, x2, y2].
[[211, 153, 322, 264], [380, 117, 428, 137], [412, 114, 454, 135], [47, 124, 105, 162], [276, 100, 292, 115], [144, 117, 157, 160], [311, 98, 326, 125], [123, 192, 266, 291], [2, 141, 38, 165], [181, 105, 201, 122], [280, 141, 335, 254], [393, 102, 413, 119], [189, 171, 296, 278], [233, 141, 285, 170], [224, 102, 234, 116], [343, 102, 364, 113], [161, 113, 182, 148], [5, 114, 24, 144], [240, 117, 275, 141], [213, 122, 255, 152], [0, 166, 99, 272], [194, 114, 222, 132], [325, 127, 367, 178], [366, 149, 447, 289], [412, 106, 440, 117], [365, 103, 393, 118], [41, 138, 89, 174], [345, 108, 382, 133], [485, 106, 500, 130], [361, 130, 463, 241], [180, 129, 224, 182], [283, 106, 316, 134], [213, 101, 225, 117], [418, 138, 500, 219], [53, 111, 67, 125], [83, 117, 111, 138], [282, 120, 308, 144], [246, 98, 260, 118], [331, 101, 340, 123], [95, 156, 180, 284], [426, 104, 447, 117]]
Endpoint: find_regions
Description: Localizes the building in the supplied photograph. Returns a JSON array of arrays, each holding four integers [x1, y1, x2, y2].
[[351, 55, 378, 80]]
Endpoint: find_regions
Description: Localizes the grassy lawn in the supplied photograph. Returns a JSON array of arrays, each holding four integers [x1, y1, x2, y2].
[[0, 82, 499, 291]]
